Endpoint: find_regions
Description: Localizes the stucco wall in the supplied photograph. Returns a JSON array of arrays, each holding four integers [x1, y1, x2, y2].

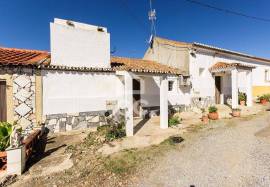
[[42, 70, 124, 115], [190, 50, 270, 100], [143, 40, 190, 75], [50, 18, 110, 68]]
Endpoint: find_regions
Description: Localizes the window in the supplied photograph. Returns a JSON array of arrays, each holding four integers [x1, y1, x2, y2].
[[168, 81, 174, 91], [199, 68, 205, 77], [265, 70, 270, 82]]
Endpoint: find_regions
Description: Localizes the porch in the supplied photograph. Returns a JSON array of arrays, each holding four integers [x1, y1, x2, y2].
[[116, 71, 178, 137], [210, 62, 255, 108]]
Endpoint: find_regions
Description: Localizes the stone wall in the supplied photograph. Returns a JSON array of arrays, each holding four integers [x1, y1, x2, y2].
[[0, 66, 36, 135], [45, 110, 112, 133]]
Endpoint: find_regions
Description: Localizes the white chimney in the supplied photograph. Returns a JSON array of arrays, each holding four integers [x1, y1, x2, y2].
[[50, 18, 110, 68]]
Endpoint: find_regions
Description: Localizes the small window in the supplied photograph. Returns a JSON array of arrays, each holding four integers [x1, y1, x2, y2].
[[168, 81, 174, 91], [265, 70, 270, 82], [199, 68, 205, 77]]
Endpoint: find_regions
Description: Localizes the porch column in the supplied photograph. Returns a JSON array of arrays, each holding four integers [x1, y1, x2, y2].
[[160, 75, 168, 129], [231, 68, 238, 108], [246, 71, 253, 106], [124, 72, 134, 136]]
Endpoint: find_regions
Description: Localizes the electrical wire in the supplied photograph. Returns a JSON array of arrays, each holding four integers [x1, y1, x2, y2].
[[184, 0, 270, 23]]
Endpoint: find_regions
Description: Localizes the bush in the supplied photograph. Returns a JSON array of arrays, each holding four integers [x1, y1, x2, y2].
[[97, 115, 126, 142], [168, 116, 181, 127], [0, 122, 12, 151], [208, 106, 218, 113], [238, 92, 246, 101]]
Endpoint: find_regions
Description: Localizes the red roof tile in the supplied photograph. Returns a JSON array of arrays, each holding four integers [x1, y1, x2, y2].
[[111, 56, 183, 75], [209, 62, 255, 72], [0, 47, 50, 66]]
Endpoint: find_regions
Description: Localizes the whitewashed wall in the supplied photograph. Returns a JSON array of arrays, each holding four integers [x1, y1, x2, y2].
[[42, 70, 124, 115], [50, 18, 110, 68], [189, 50, 270, 100], [140, 76, 191, 107]]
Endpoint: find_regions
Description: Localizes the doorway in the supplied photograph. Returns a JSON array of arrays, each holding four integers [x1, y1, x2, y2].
[[215, 76, 221, 104], [0, 81, 7, 122], [133, 79, 141, 117]]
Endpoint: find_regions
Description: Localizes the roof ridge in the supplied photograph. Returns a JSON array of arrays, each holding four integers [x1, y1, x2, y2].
[[0, 47, 49, 54]]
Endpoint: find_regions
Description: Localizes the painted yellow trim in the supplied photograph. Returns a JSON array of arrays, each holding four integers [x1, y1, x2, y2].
[[0, 74, 13, 123], [35, 70, 43, 125], [253, 86, 270, 97]]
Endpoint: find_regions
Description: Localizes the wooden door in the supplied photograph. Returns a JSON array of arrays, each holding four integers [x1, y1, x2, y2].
[[0, 81, 7, 122], [133, 79, 141, 117], [215, 76, 221, 104]]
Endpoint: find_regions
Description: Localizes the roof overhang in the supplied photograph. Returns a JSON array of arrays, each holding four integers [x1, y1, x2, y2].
[[209, 62, 255, 73]]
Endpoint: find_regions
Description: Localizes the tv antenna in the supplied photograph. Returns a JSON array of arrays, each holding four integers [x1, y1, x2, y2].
[[148, 0, 156, 45]]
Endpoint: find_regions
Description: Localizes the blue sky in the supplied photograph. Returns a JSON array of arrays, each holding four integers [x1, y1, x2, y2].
[[0, 0, 270, 58]]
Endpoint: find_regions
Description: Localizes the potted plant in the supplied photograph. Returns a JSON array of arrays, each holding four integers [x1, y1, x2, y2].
[[258, 94, 270, 105], [208, 106, 218, 120], [232, 108, 241, 117], [201, 108, 209, 124], [238, 92, 246, 106], [0, 122, 12, 171]]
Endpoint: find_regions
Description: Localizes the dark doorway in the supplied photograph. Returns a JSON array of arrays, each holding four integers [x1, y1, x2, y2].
[[215, 76, 221, 104], [133, 79, 141, 117], [0, 81, 7, 122]]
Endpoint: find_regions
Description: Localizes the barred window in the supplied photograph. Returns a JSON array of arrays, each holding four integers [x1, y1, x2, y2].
[[168, 81, 174, 91]]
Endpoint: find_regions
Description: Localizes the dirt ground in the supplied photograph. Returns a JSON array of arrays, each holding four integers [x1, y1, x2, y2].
[[136, 112, 270, 186], [7, 110, 270, 187]]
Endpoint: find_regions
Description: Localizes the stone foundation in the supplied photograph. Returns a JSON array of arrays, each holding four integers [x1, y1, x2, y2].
[[44, 110, 112, 133]]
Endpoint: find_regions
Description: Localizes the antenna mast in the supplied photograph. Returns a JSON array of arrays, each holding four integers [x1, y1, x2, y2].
[[148, 0, 156, 44]]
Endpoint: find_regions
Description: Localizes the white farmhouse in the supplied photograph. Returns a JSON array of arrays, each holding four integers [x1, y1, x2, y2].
[[1, 19, 270, 137], [42, 19, 184, 136], [144, 37, 270, 109]]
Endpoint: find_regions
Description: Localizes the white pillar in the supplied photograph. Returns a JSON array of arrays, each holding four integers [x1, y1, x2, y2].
[[246, 70, 253, 106], [160, 75, 168, 129], [124, 72, 134, 136], [231, 69, 238, 108]]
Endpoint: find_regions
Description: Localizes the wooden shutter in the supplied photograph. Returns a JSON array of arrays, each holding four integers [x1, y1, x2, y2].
[[0, 81, 7, 122]]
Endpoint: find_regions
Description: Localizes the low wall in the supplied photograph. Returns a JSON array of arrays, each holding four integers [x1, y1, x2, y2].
[[45, 110, 112, 133]]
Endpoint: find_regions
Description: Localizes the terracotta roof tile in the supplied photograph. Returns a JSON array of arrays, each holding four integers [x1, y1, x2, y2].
[[209, 62, 255, 72], [0, 47, 50, 66], [111, 56, 182, 75]]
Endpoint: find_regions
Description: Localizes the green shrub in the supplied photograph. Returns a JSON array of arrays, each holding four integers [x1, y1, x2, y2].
[[105, 121, 126, 141], [168, 116, 181, 127], [238, 92, 246, 101], [208, 106, 218, 113], [97, 115, 126, 142], [0, 122, 12, 151]]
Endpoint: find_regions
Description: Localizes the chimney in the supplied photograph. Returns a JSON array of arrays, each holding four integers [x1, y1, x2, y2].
[[50, 18, 110, 68]]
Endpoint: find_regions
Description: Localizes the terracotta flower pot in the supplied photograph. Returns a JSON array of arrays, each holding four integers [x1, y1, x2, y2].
[[260, 99, 268, 105], [208, 112, 218, 120], [201, 115, 209, 124], [240, 100, 245, 106], [232, 110, 241, 117]]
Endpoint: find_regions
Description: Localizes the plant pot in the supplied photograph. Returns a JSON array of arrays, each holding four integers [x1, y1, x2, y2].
[[208, 112, 218, 120], [201, 115, 209, 124], [232, 110, 241, 117], [260, 99, 268, 105], [0, 151, 7, 171], [240, 100, 245, 106]]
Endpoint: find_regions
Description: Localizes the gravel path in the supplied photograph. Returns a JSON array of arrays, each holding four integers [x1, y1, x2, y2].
[[137, 112, 270, 187]]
